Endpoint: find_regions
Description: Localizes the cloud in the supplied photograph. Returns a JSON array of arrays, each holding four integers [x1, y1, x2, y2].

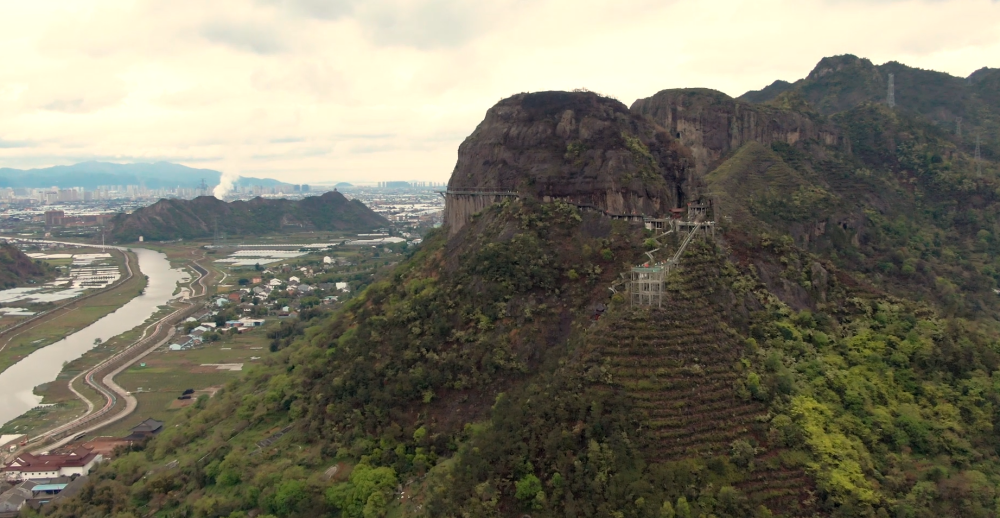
[[357, 0, 486, 49], [258, 0, 358, 19], [0, 139, 32, 149], [200, 21, 289, 54], [0, 0, 997, 184], [18, 74, 128, 114]]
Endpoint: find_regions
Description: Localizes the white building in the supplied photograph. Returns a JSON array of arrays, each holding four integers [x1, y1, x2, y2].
[[2, 447, 102, 481]]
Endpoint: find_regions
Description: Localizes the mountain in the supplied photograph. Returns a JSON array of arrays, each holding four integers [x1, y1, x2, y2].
[[737, 54, 999, 161], [48, 57, 1000, 518], [444, 91, 692, 232], [104, 191, 389, 242], [0, 243, 52, 288], [0, 161, 290, 190]]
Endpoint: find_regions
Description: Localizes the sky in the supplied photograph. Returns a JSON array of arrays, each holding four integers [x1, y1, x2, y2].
[[0, 0, 998, 185]]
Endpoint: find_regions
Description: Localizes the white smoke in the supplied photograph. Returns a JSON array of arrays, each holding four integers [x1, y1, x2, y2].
[[213, 171, 240, 199]]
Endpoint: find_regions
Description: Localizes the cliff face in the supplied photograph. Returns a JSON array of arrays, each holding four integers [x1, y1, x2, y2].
[[445, 91, 694, 234], [630, 88, 840, 175]]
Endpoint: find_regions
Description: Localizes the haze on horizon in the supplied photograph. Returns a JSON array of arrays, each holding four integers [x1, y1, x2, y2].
[[0, 0, 997, 185]]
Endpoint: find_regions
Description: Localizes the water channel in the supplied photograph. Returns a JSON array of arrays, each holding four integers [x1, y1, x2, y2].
[[0, 248, 187, 427]]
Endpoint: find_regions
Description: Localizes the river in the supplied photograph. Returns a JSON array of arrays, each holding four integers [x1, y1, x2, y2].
[[0, 248, 187, 428]]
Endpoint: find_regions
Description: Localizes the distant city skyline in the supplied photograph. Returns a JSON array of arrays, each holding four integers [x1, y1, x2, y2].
[[1, 0, 998, 184]]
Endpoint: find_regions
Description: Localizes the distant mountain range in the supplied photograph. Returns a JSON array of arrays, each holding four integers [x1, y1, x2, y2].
[[105, 191, 389, 242], [0, 162, 290, 190]]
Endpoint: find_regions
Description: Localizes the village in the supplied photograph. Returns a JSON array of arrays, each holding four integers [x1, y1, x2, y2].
[[0, 239, 408, 515]]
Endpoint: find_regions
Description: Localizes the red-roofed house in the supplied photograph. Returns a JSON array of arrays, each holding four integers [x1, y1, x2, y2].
[[2, 447, 102, 481]]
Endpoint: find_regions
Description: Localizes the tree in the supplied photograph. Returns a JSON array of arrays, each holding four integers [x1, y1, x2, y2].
[[676, 497, 691, 518], [515, 474, 543, 507]]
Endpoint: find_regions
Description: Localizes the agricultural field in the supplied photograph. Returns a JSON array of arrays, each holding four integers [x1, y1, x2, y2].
[[103, 323, 275, 437], [0, 305, 175, 437], [0, 248, 146, 374]]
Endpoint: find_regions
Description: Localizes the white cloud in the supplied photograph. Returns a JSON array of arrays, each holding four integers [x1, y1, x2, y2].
[[0, 0, 997, 184]]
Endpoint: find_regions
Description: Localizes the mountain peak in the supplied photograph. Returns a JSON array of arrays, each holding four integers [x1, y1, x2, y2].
[[805, 54, 875, 81]]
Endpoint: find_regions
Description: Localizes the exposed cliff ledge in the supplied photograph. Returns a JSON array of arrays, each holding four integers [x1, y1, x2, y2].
[[444, 91, 694, 234], [630, 88, 840, 175]]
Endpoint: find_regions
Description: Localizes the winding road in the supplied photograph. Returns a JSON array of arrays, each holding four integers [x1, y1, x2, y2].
[[27, 254, 209, 453]]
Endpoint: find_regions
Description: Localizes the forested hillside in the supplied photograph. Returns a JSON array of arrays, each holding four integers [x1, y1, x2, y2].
[[0, 243, 52, 288], [104, 191, 388, 242], [41, 55, 1000, 518]]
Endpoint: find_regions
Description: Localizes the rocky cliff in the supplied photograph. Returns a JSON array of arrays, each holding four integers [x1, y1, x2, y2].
[[630, 88, 840, 175], [444, 91, 694, 234]]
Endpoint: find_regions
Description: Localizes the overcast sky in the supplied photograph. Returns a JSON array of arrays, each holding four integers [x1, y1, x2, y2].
[[0, 0, 997, 184]]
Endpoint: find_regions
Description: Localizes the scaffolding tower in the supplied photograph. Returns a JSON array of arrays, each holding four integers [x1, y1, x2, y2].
[[630, 264, 666, 307]]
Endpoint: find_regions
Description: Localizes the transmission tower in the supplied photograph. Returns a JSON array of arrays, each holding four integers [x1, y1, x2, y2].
[[887, 73, 895, 108], [975, 134, 982, 177]]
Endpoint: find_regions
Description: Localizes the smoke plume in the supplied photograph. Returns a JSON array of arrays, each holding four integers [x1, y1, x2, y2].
[[213, 171, 240, 199]]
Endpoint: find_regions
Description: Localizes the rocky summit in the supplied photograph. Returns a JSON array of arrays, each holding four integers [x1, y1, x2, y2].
[[104, 190, 389, 242]]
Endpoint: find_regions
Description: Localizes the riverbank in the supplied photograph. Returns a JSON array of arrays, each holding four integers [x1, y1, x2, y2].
[[0, 249, 146, 375], [0, 248, 187, 427]]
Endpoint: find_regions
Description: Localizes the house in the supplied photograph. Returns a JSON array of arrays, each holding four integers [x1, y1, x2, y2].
[[298, 284, 314, 293], [0, 480, 36, 512], [252, 286, 265, 295], [323, 256, 333, 264], [2, 447, 102, 481], [268, 278, 283, 287], [225, 320, 243, 328], [335, 282, 350, 292], [126, 419, 164, 441], [323, 296, 339, 304], [239, 318, 265, 327], [168, 339, 193, 351], [251, 277, 262, 284], [227, 292, 242, 303], [288, 276, 301, 284], [31, 483, 67, 497]]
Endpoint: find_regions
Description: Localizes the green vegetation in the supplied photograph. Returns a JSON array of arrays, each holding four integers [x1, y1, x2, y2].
[[106, 191, 388, 242], [40, 63, 1000, 518], [0, 250, 144, 375], [0, 242, 52, 288]]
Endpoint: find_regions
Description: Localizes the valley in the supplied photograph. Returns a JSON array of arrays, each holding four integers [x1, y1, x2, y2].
[[2, 54, 999, 518]]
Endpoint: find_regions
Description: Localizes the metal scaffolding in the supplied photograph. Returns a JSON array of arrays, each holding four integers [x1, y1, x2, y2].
[[630, 264, 666, 307]]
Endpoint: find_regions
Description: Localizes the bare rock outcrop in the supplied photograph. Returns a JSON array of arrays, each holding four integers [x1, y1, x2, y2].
[[630, 88, 840, 175], [444, 91, 694, 234]]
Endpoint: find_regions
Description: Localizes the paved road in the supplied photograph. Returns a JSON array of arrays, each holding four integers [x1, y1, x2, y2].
[[27, 257, 207, 453]]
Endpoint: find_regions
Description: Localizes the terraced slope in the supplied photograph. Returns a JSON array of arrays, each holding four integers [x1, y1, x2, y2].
[[590, 241, 817, 514]]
